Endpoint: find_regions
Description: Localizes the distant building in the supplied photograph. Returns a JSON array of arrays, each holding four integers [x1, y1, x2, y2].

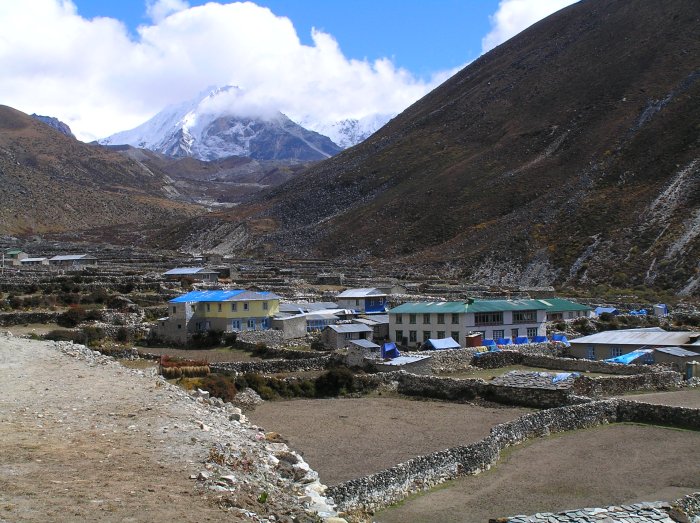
[[423, 337, 461, 350], [353, 314, 390, 341], [4, 248, 28, 265], [321, 323, 373, 350], [653, 346, 700, 372], [20, 257, 49, 266], [388, 299, 548, 349], [346, 339, 382, 366], [569, 328, 700, 361], [162, 267, 219, 283], [48, 254, 97, 267], [336, 288, 388, 314], [154, 289, 280, 344]]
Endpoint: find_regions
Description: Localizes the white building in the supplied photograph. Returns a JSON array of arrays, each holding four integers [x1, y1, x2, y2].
[[336, 288, 388, 314]]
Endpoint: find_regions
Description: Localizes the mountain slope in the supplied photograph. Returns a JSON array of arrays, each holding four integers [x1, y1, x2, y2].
[[31, 114, 75, 138], [0, 106, 204, 236], [187, 0, 700, 294], [100, 86, 342, 161]]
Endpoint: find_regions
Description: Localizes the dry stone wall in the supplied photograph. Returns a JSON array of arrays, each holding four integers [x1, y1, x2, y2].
[[0, 311, 61, 326], [211, 356, 332, 375], [572, 371, 682, 397], [326, 400, 700, 515]]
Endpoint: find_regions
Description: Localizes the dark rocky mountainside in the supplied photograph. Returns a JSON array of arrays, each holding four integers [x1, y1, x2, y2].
[[31, 114, 75, 138], [184, 0, 699, 294], [0, 106, 204, 237]]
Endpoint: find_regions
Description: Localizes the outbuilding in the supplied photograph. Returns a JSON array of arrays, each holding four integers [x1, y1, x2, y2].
[[321, 323, 373, 350]]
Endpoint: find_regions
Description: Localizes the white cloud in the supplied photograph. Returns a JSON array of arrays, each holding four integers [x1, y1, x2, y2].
[[146, 0, 190, 23], [0, 0, 448, 141], [482, 0, 578, 53]]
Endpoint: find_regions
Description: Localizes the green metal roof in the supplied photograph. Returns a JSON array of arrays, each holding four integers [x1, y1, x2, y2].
[[536, 298, 592, 312], [389, 299, 548, 314], [5, 248, 23, 255]]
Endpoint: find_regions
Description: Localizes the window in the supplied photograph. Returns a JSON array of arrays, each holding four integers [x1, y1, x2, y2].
[[262, 301, 268, 310], [217, 303, 222, 312], [423, 331, 431, 341], [586, 345, 596, 360], [243, 302, 249, 311], [527, 327, 538, 338], [423, 314, 430, 324], [437, 313, 445, 324], [451, 331, 460, 342], [177, 324, 181, 329], [610, 346, 622, 357], [247, 318, 256, 330], [437, 331, 445, 339], [231, 303, 237, 312], [409, 331, 417, 342], [231, 320, 241, 330], [474, 312, 503, 326], [355, 299, 360, 306], [451, 313, 459, 325], [409, 314, 416, 324], [172, 306, 176, 314], [395, 330, 404, 342], [511, 328, 519, 339], [512, 310, 536, 323], [191, 305, 196, 313], [396, 314, 403, 324], [493, 329, 504, 340], [206, 303, 211, 312]]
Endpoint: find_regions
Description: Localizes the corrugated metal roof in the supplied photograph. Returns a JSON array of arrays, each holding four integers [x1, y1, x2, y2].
[[170, 289, 279, 303], [378, 355, 431, 366], [5, 248, 23, 255], [163, 267, 206, 275], [390, 301, 469, 313], [49, 254, 95, 261], [354, 316, 389, 326], [325, 324, 373, 334], [570, 329, 696, 346], [20, 257, 48, 262], [349, 339, 380, 349], [426, 337, 461, 349], [655, 346, 700, 357], [337, 288, 386, 298], [538, 298, 592, 312]]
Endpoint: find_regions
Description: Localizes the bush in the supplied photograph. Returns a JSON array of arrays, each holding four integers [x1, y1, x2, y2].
[[58, 307, 88, 327], [199, 374, 237, 402], [315, 367, 355, 397], [81, 326, 105, 347], [115, 326, 131, 343], [190, 330, 223, 348], [310, 340, 325, 351], [45, 329, 85, 343]]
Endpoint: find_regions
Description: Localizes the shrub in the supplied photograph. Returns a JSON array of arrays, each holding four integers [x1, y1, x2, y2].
[[58, 306, 88, 327], [310, 340, 325, 351], [115, 326, 131, 343], [315, 367, 355, 397], [45, 329, 85, 343], [81, 326, 106, 347], [190, 330, 223, 348], [199, 374, 237, 402]]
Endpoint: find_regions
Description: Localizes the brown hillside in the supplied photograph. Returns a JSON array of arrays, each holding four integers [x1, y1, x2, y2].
[[0, 106, 204, 236], [192, 0, 699, 294]]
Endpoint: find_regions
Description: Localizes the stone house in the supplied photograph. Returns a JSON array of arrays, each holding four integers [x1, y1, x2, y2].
[[48, 254, 97, 267], [4, 248, 28, 265], [321, 323, 373, 350], [162, 267, 219, 283], [569, 328, 700, 360], [542, 298, 593, 321]]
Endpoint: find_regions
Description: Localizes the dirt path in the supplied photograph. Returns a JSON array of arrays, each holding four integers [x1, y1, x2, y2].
[[375, 424, 700, 523], [248, 396, 530, 485], [0, 333, 326, 522], [619, 389, 700, 408]]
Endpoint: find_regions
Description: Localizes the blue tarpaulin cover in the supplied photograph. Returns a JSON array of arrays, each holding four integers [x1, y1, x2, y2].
[[595, 307, 619, 316], [496, 337, 512, 345], [483, 339, 497, 347], [426, 337, 461, 350], [551, 334, 571, 347], [532, 336, 548, 343], [514, 336, 529, 345], [381, 342, 400, 359], [604, 348, 653, 364], [552, 372, 580, 383]]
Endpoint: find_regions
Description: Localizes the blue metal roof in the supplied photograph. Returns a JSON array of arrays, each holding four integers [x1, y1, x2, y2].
[[170, 290, 245, 303]]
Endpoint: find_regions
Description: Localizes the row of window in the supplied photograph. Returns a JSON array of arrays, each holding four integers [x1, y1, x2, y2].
[[585, 345, 653, 363], [395, 330, 462, 343], [173, 301, 269, 315], [395, 313, 460, 325]]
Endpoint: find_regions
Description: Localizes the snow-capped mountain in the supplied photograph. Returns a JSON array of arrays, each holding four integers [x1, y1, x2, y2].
[[100, 86, 342, 162], [298, 113, 394, 149]]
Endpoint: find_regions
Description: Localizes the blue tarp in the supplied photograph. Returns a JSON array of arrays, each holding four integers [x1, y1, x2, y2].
[[514, 336, 529, 345], [532, 336, 548, 343], [604, 348, 653, 365], [381, 342, 400, 359], [629, 309, 648, 316], [489, 345, 502, 352], [496, 337, 512, 345], [552, 372, 580, 383], [595, 307, 619, 316], [551, 334, 571, 347], [483, 339, 497, 347]]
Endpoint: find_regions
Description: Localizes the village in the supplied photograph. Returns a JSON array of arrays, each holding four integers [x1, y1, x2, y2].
[[2, 241, 700, 522]]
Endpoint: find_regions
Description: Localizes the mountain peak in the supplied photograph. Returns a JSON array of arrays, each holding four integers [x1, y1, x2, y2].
[[31, 114, 75, 138], [99, 86, 342, 161]]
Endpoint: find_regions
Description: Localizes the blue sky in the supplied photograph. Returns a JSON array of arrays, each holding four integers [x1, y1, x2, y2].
[[0, 0, 577, 139], [71, 0, 498, 79]]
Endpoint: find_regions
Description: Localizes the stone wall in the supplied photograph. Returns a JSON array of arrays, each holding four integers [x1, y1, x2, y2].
[[0, 311, 61, 326], [211, 356, 332, 375], [326, 400, 700, 514], [572, 371, 682, 397], [521, 354, 659, 375]]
